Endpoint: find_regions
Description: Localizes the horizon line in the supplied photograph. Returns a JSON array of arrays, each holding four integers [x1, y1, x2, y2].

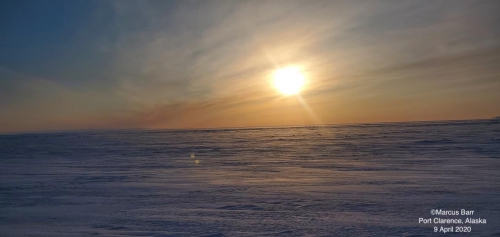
[[1, 117, 497, 136]]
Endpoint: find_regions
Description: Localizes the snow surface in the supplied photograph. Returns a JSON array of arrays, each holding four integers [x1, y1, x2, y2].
[[1, 120, 499, 236]]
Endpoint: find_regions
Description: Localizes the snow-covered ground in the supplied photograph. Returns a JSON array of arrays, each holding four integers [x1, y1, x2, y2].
[[1, 120, 499, 236]]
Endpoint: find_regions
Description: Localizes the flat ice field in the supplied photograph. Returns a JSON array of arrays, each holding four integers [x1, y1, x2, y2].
[[1, 120, 499, 236]]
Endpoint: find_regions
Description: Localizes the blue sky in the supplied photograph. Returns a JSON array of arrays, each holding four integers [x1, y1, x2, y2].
[[1, 0, 500, 133]]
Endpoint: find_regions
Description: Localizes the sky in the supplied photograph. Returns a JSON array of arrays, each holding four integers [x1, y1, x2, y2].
[[1, 0, 500, 133]]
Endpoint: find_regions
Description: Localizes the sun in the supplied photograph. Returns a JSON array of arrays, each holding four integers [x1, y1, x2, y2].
[[273, 67, 305, 95]]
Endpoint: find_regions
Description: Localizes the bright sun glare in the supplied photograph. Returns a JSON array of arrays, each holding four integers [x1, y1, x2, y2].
[[273, 67, 305, 95]]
